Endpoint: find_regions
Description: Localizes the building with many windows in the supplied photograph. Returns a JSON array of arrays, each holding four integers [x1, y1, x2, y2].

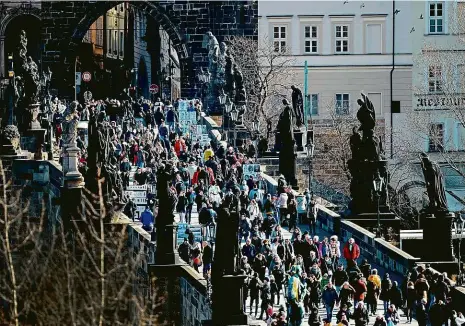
[[258, 0, 413, 193], [399, 0, 465, 211]]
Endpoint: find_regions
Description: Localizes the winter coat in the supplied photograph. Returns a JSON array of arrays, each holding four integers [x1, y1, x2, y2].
[[333, 269, 349, 287], [389, 284, 403, 309], [343, 243, 360, 261], [354, 279, 368, 301], [352, 306, 369, 326], [322, 286, 339, 306], [379, 278, 392, 301]]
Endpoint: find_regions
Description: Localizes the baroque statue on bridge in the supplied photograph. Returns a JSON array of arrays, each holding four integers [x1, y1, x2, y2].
[[291, 85, 304, 128], [276, 99, 297, 187], [420, 152, 449, 214]]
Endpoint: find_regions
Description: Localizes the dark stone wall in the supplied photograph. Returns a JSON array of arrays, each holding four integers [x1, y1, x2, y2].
[[11, 160, 62, 228], [40, 0, 258, 99]]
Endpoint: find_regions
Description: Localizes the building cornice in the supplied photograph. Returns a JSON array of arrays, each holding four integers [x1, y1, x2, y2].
[[265, 15, 294, 18], [328, 14, 356, 17], [361, 14, 389, 17], [297, 15, 325, 18]]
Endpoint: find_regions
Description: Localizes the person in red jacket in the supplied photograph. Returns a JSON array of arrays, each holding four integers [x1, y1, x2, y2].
[[343, 238, 360, 267]]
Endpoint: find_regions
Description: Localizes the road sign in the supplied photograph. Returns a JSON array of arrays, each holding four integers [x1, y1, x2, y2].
[[82, 71, 92, 82], [149, 84, 159, 94], [75, 72, 81, 86], [84, 91, 92, 102]]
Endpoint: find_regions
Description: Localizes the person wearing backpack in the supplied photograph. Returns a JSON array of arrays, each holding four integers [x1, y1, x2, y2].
[[367, 269, 381, 316]]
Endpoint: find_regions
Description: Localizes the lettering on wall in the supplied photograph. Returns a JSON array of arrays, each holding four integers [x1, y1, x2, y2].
[[416, 95, 465, 109]]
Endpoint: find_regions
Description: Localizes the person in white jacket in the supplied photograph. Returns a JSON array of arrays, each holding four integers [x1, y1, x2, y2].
[[248, 199, 260, 220], [208, 180, 222, 208], [277, 192, 288, 226]]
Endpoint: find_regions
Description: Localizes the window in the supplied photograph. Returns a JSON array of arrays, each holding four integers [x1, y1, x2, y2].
[[304, 25, 318, 53], [366, 24, 382, 54], [428, 123, 444, 152], [273, 25, 287, 53], [114, 30, 118, 54], [429, 2, 444, 34], [308, 94, 319, 115], [120, 31, 124, 57], [335, 25, 349, 53], [428, 65, 443, 93], [96, 17, 103, 46], [335, 93, 350, 114], [107, 30, 112, 54], [456, 123, 465, 151], [82, 29, 91, 43]]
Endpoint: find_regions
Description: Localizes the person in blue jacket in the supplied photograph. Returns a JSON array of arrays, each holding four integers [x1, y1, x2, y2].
[[140, 205, 154, 232]]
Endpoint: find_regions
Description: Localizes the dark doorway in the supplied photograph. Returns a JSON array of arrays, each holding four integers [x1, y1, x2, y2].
[[4, 14, 42, 75], [138, 57, 149, 99]]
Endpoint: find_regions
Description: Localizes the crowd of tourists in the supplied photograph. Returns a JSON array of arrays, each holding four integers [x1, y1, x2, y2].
[[51, 94, 465, 326]]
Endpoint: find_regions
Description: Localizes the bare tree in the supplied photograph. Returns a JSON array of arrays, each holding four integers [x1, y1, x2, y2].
[[226, 36, 298, 138], [0, 161, 163, 325]]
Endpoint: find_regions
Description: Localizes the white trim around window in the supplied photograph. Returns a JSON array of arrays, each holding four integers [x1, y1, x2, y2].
[[335, 93, 350, 115], [303, 25, 318, 54], [428, 1, 445, 34], [272, 25, 288, 53], [335, 24, 350, 53]]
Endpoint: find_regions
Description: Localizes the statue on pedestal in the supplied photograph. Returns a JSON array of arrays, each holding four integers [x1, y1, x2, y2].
[[348, 93, 389, 214], [277, 99, 297, 187], [291, 85, 304, 128], [62, 101, 80, 148], [420, 152, 449, 214], [155, 162, 178, 227]]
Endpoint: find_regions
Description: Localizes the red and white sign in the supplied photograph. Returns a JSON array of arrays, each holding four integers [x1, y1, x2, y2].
[[149, 84, 159, 94], [82, 71, 92, 82]]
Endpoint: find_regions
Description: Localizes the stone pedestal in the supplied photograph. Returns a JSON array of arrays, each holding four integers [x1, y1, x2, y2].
[[63, 144, 84, 188], [205, 274, 249, 326], [156, 223, 182, 265], [422, 212, 455, 262], [27, 128, 46, 160], [26, 103, 41, 130], [293, 130, 305, 152]]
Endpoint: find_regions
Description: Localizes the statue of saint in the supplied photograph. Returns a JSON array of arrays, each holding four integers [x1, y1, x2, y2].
[[204, 32, 220, 72], [62, 101, 80, 147], [420, 153, 449, 214], [356, 93, 376, 133], [277, 99, 296, 186], [291, 85, 304, 128], [224, 45, 235, 98], [233, 64, 246, 104], [156, 163, 177, 227]]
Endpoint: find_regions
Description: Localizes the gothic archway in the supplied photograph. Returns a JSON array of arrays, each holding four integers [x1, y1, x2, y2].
[[0, 6, 41, 77], [57, 1, 189, 98]]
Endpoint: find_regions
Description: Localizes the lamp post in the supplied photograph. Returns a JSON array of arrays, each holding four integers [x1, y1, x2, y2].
[[306, 130, 315, 195], [252, 117, 260, 161], [454, 214, 465, 285], [231, 108, 239, 149], [373, 174, 384, 238], [218, 92, 227, 132]]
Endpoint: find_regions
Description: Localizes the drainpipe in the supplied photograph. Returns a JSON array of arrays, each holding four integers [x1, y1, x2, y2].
[[390, 0, 395, 159]]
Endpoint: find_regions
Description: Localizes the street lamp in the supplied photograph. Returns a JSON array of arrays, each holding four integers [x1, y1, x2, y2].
[[252, 117, 260, 160], [454, 214, 465, 285], [218, 93, 227, 105], [306, 130, 315, 194], [231, 108, 239, 148], [373, 174, 384, 238]]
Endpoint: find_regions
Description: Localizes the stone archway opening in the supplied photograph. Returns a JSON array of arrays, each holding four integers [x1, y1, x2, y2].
[[57, 1, 188, 100], [1, 13, 41, 78]]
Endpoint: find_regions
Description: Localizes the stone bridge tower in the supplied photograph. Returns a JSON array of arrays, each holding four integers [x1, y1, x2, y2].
[[39, 0, 257, 99]]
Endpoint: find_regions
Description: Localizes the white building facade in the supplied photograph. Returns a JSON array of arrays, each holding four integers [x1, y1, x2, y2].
[[258, 0, 413, 159], [401, 0, 465, 211]]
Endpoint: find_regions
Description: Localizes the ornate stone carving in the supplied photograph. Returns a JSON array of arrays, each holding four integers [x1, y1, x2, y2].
[[0, 125, 21, 155], [291, 85, 304, 128]]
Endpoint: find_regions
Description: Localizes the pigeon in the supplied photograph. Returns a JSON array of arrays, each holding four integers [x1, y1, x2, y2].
[[410, 27, 415, 33], [394, 9, 401, 15], [419, 14, 423, 19], [360, 2, 365, 8], [343, 0, 349, 4]]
